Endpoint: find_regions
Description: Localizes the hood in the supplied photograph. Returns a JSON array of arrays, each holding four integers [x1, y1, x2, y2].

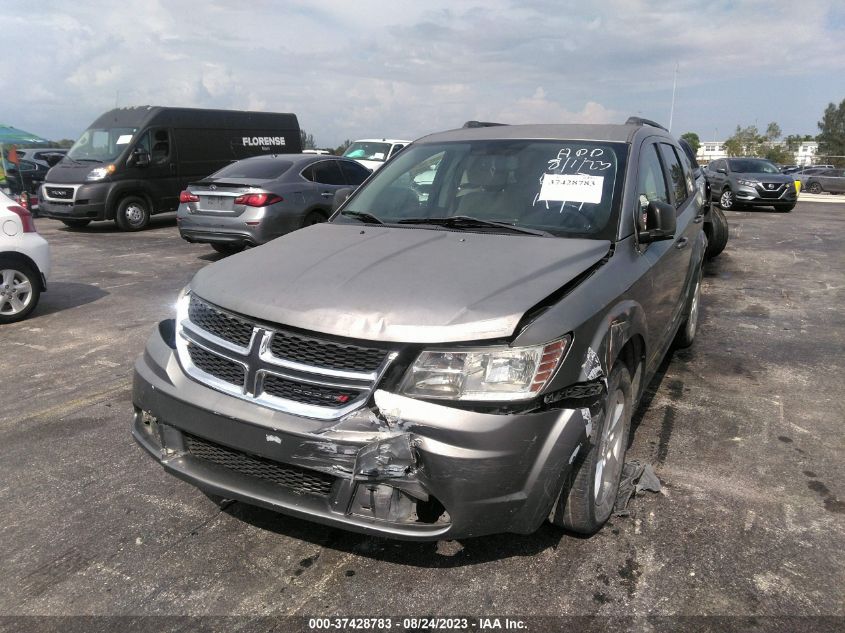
[[45, 161, 106, 184], [190, 223, 611, 343], [742, 172, 792, 182]]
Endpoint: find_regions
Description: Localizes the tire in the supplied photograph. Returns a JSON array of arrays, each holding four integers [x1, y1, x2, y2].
[[674, 266, 702, 349], [775, 203, 796, 213], [704, 207, 729, 259], [549, 362, 633, 535], [719, 188, 736, 210], [115, 196, 151, 231], [60, 219, 91, 229], [211, 243, 245, 255], [301, 210, 327, 228], [807, 182, 822, 195], [0, 258, 41, 324]]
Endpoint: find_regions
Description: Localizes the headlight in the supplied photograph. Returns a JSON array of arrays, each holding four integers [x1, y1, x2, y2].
[[85, 164, 116, 181], [175, 285, 191, 325], [737, 178, 758, 187], [399, 336, 570, 401]]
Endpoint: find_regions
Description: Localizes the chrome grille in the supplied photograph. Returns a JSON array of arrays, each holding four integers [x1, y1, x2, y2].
[[177, 293, 397, 419], [270, 330, 387, 372], [184, 433, 335, 496], [188, 296, 253, 347]]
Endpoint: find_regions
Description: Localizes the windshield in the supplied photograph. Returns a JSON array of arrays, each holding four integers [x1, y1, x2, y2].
[[728, 159, 780, 174], [336, 139, 627, 239], [67, 127, 137, 162], [343, 142, 392, 162]]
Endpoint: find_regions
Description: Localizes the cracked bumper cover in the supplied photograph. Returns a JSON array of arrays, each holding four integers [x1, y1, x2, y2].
[[132, 323, 589, 540]]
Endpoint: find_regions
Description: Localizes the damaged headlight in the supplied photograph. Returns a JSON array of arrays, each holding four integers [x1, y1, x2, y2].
[[399, 336, 570, 401]]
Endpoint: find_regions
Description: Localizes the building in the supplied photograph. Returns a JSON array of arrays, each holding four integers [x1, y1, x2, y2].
[[696, 140, 820, 166]]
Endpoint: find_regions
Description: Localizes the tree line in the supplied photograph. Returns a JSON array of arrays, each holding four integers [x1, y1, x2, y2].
[[681, 98, 845, 167]]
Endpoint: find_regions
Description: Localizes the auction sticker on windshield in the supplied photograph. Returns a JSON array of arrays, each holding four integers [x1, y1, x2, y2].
[[538, 174, 604, 204]]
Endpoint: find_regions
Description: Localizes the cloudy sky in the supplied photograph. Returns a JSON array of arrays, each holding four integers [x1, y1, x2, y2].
[[2, 0, 844, 147]]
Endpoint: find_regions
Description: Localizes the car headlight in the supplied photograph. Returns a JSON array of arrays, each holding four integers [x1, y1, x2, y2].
[[175, 285, 191, 325], [737, 178, 758, 187], [398, 336, 571, 401], [86, 164, 116, 181]]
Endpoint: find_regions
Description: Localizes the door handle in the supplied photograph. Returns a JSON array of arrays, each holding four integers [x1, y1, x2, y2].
[[320, 191, 333, 198], [694, 214, 704, 224], [675, 237, 688, 249]]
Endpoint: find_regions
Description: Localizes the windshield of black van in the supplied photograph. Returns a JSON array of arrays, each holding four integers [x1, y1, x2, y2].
[[336, 139, 626, 238], [67, 127, 138, 162]]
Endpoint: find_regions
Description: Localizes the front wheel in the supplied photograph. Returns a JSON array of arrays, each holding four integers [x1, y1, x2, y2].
[[550, 362, 633, 534], [719, 188, 736, 210], [807, 182, 823, 195], [0, 259, 41, 324], [115, 196, 151, 231]]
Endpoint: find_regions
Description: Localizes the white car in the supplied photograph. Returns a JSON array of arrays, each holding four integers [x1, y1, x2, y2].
[[342, 138, 410, 171], [0, 190, 50, 323]]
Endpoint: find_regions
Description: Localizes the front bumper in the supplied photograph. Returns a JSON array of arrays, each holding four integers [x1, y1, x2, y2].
[[39, 182, 109, 220], [735, 182, 797, 206], [132, 322, 590, 540]]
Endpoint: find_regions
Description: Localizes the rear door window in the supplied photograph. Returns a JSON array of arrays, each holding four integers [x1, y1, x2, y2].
[[312, 160, 345, 185]]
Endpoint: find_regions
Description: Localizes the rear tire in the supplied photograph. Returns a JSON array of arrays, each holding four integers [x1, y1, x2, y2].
[[211, 243, 245, 255], [550, 362, 633, 535], [704, 207, 729, 259], [115, 196, 151, 231], [301, 210, 327, 228], [60, 219, 91, 229], [807, 182, 822, 194], [0, 258, 41, 324], [674, 267, 702, 349]]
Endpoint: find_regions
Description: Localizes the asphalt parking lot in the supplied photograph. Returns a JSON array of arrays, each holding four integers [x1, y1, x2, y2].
[[1, 200, 843, 629]]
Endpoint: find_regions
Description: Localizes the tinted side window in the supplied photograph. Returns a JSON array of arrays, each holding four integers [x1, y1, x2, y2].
[[301, 165, 315, 182], [637, 144, 670, 227], [339, 160, 371, 186], [312, 160, 345, 185], [659, 143, 688, 208]]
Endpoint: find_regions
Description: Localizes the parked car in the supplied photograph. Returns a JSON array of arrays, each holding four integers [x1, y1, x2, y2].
[[0, 190, 49, 323], [39, 106, 302, 231], [705, 157, 797, 212], [3, 159, 49, 196], [343, 139, 409, 171], [15, 148, 68, 167], [177, 153, 372, 254], [133, 119, 706, 539], [677, 137, 728, 258], [802, 168, 845, 194]]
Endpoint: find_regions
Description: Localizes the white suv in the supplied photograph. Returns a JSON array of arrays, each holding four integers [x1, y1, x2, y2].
[[342, 138, 409, 171], [0, 190, 50, 323]]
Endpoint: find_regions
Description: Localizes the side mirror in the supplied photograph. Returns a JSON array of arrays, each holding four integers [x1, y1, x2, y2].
[[638, 200, 676, 243], [129, 150, 150, 167], [716, 167, 727, 174], [333, 187, 353, 211]]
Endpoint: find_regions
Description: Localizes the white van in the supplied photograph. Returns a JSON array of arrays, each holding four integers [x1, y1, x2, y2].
[[343, 138, 409, 171]]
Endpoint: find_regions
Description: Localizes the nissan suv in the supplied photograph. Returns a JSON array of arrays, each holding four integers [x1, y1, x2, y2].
[[706, 157, 797, 212], [132, 119, 706, 539]]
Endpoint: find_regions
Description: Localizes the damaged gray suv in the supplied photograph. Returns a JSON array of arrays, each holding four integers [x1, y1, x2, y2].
[[132, 118, 706, 539]]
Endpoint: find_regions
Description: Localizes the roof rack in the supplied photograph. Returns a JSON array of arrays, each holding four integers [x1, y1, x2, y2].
[[625, 116, 669, 133], [462, 120, 508, 129]]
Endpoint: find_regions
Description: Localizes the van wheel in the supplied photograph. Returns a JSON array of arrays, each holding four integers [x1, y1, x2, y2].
[[302, 211, 327, 227], [549, 362, 632, 534], [60, 219, 91, 229], [704, 207, 729, 259], [0, 258, 41, 324], [115, 196, 151, 231]]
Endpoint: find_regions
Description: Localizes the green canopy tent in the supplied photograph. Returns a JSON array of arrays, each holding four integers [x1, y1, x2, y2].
[[0, 125, 52, 187]]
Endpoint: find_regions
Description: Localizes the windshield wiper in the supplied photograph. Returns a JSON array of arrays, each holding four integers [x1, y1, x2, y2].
[[397, 215, 552, 236], [340, 210, 384, 224]]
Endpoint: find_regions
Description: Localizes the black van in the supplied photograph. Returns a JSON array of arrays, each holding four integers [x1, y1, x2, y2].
[[39, 106, 301, 230]]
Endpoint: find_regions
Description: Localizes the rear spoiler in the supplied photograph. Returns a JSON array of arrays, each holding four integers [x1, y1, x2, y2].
[[462, 120, 508, 129]]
